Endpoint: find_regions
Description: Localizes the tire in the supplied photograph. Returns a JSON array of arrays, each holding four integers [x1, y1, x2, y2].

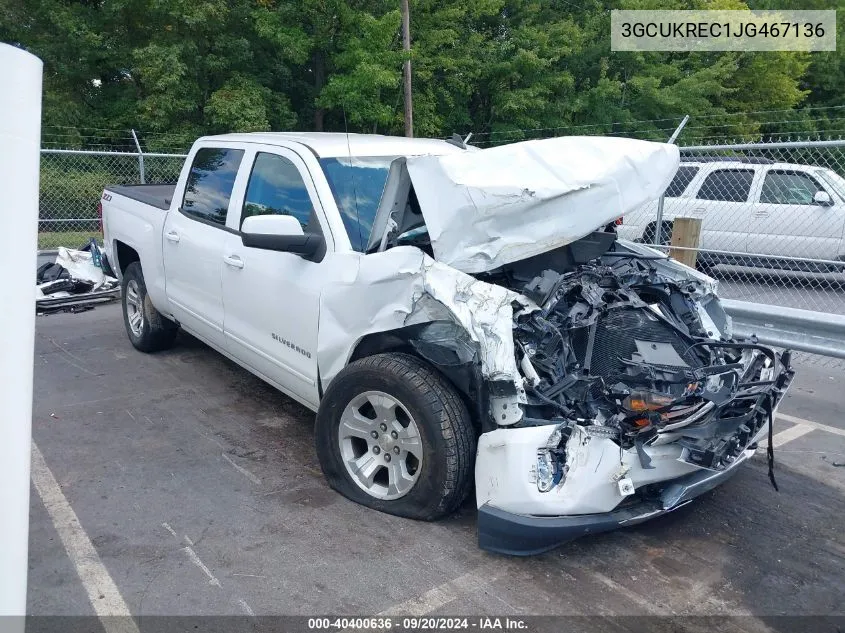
[[642, 221, 672, 246], [315, 353, 476, 521], [695, 257, 714, 275], [121, 262, 178, 353]]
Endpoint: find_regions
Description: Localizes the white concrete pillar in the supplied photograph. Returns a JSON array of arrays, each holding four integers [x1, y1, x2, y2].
[[0, 43, 43, 617]]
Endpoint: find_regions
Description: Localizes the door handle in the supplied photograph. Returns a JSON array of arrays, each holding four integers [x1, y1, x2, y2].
[[165, 231, 180, 243], [223, 254, 244, 269]]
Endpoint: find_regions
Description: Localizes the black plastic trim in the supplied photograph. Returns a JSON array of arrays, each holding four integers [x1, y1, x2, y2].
[[241, 231, 324, 257], [106, 184, 177, 210], [477, 459, 746, 556]]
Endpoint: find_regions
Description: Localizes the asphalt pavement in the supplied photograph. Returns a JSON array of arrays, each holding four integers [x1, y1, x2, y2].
[[26, 302, 845, 630]]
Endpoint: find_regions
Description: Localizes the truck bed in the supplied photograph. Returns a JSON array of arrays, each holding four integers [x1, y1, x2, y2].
[[106, 184, 177, 211]]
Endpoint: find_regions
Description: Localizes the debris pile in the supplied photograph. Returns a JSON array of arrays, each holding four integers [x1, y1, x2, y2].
[[36, 241, 119, 313]]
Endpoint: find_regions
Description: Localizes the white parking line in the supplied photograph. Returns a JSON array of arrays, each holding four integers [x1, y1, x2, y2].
[[221, 453, 261, 485], [30, 443, 140, 633], [182, 546, 221, 587], [237, 598, 255, 616], [769, 423, 814, 448], [377, 564, 499, 616], [778, 412, 845, 439]]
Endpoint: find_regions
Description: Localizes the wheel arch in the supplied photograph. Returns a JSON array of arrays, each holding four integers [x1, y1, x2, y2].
[[114, 240, 140, 275], [342, 323, 489, 434]]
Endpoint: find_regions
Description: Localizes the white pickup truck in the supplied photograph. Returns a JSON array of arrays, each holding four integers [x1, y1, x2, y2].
[[102, 133, 793, 555]]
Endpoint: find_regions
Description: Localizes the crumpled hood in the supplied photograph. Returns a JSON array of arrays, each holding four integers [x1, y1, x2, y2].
[[405, 136, 680, 274]]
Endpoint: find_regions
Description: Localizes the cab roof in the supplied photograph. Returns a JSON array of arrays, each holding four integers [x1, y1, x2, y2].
[[199, 132, 467, 159]]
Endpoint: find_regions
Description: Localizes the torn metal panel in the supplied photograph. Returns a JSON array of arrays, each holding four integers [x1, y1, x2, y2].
[[318, 247, 530, 421], [55, 247, 110, 287], [406, 136, 680, 273]]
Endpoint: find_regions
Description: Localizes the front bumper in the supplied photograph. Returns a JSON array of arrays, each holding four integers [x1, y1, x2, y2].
[[475, 347, 794, 556], [478, 445, 753, 556]]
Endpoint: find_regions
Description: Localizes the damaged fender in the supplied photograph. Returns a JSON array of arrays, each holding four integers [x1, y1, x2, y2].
[[317, 247, 534, 426]]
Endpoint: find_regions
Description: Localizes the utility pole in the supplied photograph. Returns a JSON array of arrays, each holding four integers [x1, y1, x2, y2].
[[401, 0, 413, 137]]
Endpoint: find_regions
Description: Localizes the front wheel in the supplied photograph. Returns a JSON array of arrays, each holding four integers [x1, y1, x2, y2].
[[315, 353, 476, 521], [121, 262, 178, 353]]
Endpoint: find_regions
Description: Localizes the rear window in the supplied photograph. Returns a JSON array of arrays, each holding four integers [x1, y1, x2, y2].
[[696, 169, 754, 203], [181, 147, 244, 226], [320, 157, 394, 252], [665, 166, 699, 197]]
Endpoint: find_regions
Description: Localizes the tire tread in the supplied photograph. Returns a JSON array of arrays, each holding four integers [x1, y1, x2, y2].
[[122, 262, 178, 353], [316, 352, 476, 521]]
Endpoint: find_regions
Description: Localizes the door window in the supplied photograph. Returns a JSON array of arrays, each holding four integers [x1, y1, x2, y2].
[[182, 148, 244, 226], [696, 169, 754, 203], [665, 166, 699, 197], [760, 171, 824, 205], [241, 153, 319, 231]]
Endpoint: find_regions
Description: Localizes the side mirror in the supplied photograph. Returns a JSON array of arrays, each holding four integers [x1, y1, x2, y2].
[[241, 214, 323, 257], [813, 190, 833, 206]]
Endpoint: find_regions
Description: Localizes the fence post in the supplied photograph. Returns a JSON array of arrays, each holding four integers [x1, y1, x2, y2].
[[653, 115, 690, 245], [668, 217, 702, 267], [131, 128, 145, 184]]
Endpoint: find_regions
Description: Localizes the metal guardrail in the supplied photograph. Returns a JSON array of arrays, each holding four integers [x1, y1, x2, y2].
[[620, 134, 845, 368], [723, 299, 845, 360]]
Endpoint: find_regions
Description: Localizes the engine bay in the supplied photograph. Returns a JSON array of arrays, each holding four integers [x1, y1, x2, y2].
[[480, 232, 794, 476]]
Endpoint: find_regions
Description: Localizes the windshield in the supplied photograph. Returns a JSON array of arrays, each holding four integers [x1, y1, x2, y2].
[[815, 168, 845, 202], [320, 156, 396, 252]]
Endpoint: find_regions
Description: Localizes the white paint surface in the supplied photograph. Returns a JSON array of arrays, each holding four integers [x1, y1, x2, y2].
[[30, 444, 140, 633], [407, 136, 680, 273], [0, 43, 42, 618], [182, 547, 221, 587], [770, 423, 814, 448], [377, 565, 499, 616], [222, 453, 262, 485]]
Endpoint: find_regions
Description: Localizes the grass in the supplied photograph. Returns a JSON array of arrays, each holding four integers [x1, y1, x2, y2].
[[38, 231, 102, 250]]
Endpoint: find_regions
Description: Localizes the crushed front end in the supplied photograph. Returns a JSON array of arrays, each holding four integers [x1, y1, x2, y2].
[[474, 235, 794, 555]]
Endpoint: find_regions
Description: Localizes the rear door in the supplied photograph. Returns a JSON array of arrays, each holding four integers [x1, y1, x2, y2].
[[618, 165, 700, 242], [746, 168, 845, 260], [163, 146, 244, 348], [687, 166, 758, 253]]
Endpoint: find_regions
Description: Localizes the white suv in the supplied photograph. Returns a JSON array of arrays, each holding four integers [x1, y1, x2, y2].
[[618, 157, 845, 270]]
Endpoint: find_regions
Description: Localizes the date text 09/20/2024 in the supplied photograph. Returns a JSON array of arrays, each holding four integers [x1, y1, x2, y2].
[[307, 617, 528, 630]]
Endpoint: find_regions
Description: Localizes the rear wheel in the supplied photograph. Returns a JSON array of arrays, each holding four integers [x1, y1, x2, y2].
[[121, 262, 178, 352], [315, 353, 476, 520], [642, 221, 672, 246]]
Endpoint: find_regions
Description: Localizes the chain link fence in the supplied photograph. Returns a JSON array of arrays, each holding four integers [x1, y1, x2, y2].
[[620, 139, 845, 309], [38, 147, 185, 249], [38, 124, 844, 365], [618, 139, 845, 369], [469, 116, 845, 367]]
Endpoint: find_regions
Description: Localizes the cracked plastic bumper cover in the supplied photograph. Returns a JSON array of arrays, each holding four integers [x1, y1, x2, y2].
[[477, 447, 753, 556]]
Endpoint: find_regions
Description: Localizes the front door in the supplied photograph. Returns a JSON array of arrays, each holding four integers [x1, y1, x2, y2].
[[221, 147, 330, 408], [746, 168, 845, 260]]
